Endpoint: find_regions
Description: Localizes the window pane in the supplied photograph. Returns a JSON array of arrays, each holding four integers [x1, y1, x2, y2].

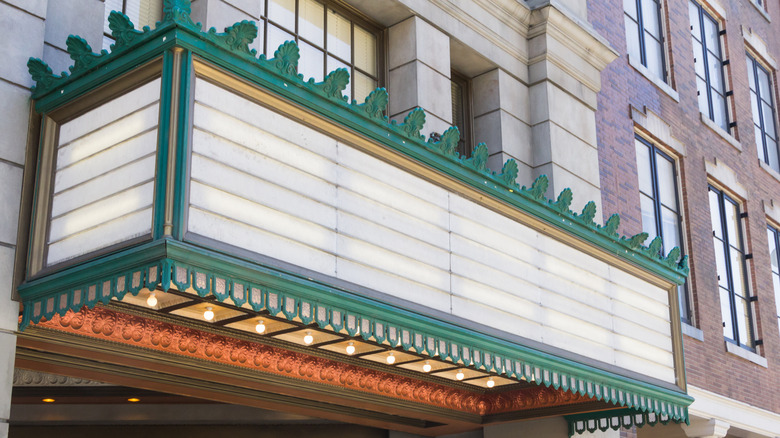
[[644, 36, 664, 79], [730, 248, 746, 298], [768, 228, 779, 271], [734, 295, 752, 346], [299, 40, 325, 81], [268, 0, 296, 31], [703, 15, 719, 53], [328, 56, 351, 101], [688, 2, 701, 37], [661, 206, 680, 251], [710, 189, 723, 239], [711, 91, 728, 131], [714, 237, 729, 288], [750, 91, 760, 124], [641, 193, 658, 241], [636, 140, 653, 195], [774, 273, 780, 315], [720, 287, 734, 339], [758, 67, 771, 100], [762, 101, 776, 138], [299, 0, 325, 47], [354, 26, 376, 75], [102, 35, 115, 52], [267, 24, 295, 57], [656, 153, 676, 208], [767, 136, 780, 172], [641, 0, 662, 38], [707, 53, 724, 93], [327, 9, 351, 61], [624, 0, 638, 19], [126, 0, 162, 29], [625, 16, 641, 62], [697, 77, 709, 114], [724, 199, 739, 245], [692, 41, 705, 77], [746, 57, 756, 90], [354, 70, 376, 104]]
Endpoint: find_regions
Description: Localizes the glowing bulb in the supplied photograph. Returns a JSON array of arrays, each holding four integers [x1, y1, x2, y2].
[[146, 292, 157, 307], [303, 331, 314, 345], [203, 307, 214, 321], [422, 361, 432, 373], [42, 398, 55, 403], [386, 352, 396, 364], [127, 398, 140, 403], [346, 342, 356, 355], [456, 370, 465, 381], [487, 378, 495, 388], [255, 320, 266, 334]]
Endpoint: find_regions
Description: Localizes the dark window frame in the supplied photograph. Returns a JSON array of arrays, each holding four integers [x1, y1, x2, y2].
[[767, 225, 780, 339], [689, 2, 731, 132], [624, 0, 669, 82], [709, 186, 755, 350], [636, 136, 691, 323], [450, 70, 473, 157], [747, 53, 779, 171]]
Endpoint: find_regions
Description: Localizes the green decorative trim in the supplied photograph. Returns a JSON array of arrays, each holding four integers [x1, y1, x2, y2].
[[24, 0, 688, 283], [17, 239, 692, 422], [566, 407, 686, 436]]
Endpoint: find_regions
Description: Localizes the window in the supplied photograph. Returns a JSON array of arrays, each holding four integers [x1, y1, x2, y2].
[[709, 187, 755, 349], [624, 0, 667, 81], [451, 71, 473, 157], [766, 226, 780, 339], [103, 0, 163, 50], [747, 54, 779, 172], [260, 0, 380, 103], [689, 2, 730, 132], [635, 137, 690, 323]]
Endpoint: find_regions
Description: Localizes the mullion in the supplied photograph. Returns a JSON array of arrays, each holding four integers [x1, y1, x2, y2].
[[651, 0, 667, 81], [753, 58, 770, 164], [634, 0, 648, 68], [730, 195, 755, 347], [713, 188, 738, 343], [697, 7, 715, 123]]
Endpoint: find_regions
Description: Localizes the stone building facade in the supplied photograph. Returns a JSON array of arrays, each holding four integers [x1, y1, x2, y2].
[[0, 0, 776, 437]]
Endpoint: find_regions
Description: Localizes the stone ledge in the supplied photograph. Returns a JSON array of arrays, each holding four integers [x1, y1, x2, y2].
[[725, 341, 767, 368], [748, 0, 772, 22], [628, 55, 679, 102], [682, 323, 703, 341], [700, 113, 741, 152]]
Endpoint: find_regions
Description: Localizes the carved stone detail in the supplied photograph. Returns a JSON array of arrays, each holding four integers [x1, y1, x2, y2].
[[13, 369, 108, 386]]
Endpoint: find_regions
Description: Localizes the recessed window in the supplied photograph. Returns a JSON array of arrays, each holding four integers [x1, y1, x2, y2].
[[766, 226, 780, 339], [451, 71, 473, 157], [635, 136, 690, 323], [103, 0, 164, 50], [624, 0, 667, 81], [689, 1, 730, 132], [709, 186, 755, 350], [747, 54, 779, 172], [261, 0, 381, 103]]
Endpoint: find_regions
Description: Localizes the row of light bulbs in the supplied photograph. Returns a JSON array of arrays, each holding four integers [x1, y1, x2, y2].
[[147, 293, 496, 388]]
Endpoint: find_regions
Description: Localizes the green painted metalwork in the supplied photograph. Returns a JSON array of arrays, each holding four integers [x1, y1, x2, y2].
[[566, 408, 680, 436], [17, 238, 692, 422], [153, 49, 176, 239]]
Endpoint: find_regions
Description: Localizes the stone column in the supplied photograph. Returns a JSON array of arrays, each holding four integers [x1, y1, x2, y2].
[[682, 419, 730, 438], [387, 16, 452, 140], [0, 0, 51, 435], [526, 3, 618, 215], [472, 68, 533, 183]]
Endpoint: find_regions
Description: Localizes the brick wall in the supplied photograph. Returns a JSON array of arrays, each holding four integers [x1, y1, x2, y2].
[[589, 0, 780, 413]]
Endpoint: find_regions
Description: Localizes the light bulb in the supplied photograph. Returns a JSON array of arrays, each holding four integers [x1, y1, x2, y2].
[[203, 306, 214, 321], [303, 331, 314, 345], [456, 370, 465, 380], [386, 352, 396, 364], [255, 320, 266, 334], [127, 398, 141, 403], [422, 361, 432, 373], [146, 293, 157, 307], [487, 378, 495, 388], [346, 342, 356, 355], [42, 398, 55, 403]]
